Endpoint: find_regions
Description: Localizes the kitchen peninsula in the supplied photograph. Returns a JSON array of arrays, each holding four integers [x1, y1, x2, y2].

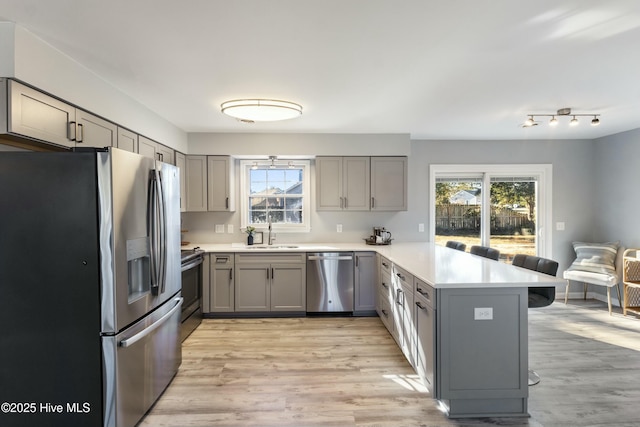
[[183, 242, 564, 418]]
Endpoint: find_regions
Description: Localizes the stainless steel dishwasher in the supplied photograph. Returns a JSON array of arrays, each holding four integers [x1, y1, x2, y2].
[[306, 252, 354, 313]]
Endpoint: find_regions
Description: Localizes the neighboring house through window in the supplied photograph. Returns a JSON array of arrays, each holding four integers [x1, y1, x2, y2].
[[240, 159, 311, 233]]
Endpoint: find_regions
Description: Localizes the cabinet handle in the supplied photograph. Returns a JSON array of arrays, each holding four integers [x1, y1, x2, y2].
[[339, 197, 343, 209], [416, 301, 427, 310], [371, 197, 375, 208], [396, 289, 403, 306], [271, 268, 274, 280], [229, 269, 233, 281], [266, 268, 270, 280], [396, 273, 405, 281], [344, 197, 348, 209], [382, 282, 389, 289], [355, 256, 359, 267], [416, 287, 429, 298], [226, 197, 229, 209], [381, 309, 389, 317], [68, 121, 76, 141], [382, 262, 389, 268], [77, 123, 84, 143]]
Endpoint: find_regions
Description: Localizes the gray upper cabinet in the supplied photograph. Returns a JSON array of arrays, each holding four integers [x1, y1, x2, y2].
[[185, 155, 207, 212], [370, 157, 408, 211], [316, 156, 370, 211], [316, 156, 406, 211], [74, 109, 117, 149], [175, 151, 187, 212], [207, 156, 235, 212], [139, 135, 174, 164], [5, 79, 76, 148], [117, 127, 138, 153]]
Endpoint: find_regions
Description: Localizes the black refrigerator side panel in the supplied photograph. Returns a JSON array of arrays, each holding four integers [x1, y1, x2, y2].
[[0, 152, 104, 427]]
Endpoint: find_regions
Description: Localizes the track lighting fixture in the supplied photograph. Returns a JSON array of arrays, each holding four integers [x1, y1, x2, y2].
[[522, 108, 601, 128]]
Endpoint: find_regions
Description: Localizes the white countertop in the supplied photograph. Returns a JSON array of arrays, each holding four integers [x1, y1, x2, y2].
[[182, 242, 564, 289]]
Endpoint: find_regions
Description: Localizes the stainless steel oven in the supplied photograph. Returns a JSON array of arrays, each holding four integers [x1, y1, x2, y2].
[[180, 247, 204, 341]]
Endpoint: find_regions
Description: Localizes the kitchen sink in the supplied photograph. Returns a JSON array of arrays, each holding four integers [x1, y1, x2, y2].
[[245, 245, 299, 250]]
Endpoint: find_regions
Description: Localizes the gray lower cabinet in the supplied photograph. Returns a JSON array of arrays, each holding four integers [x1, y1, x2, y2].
[[205, 253, 235, 313], [235, 253, 306, 312], [414, 279, 436, 392], [377, 256, 395, 334], [354, 251, 376, 314], [392, 264, 415, 367], [436, 286, 528, 417]]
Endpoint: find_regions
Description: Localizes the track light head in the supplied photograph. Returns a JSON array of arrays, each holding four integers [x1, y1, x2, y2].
[[591, 116, 600, 126], [569, 116, 579, 126], [523, 116, 535, 127], [549, 116, 558, 126]]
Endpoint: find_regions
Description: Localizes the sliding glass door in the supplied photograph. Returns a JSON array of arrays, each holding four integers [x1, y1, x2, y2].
[[431, 165, 552, 261]]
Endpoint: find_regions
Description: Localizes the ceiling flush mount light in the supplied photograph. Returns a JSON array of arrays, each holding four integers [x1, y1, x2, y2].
[[221, 99, 302, 123], [522, 108, 601, 128]]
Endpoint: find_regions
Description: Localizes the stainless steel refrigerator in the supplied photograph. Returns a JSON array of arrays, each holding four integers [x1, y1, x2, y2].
[[0, 147, 182, 427]]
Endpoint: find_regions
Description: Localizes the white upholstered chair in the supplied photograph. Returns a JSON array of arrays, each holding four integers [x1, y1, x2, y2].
[[563, 241, 623, 315]]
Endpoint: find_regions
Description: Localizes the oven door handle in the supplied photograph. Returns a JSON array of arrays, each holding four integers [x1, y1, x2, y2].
[[181, 256, 204, 272], [119, 297, 183, 348]]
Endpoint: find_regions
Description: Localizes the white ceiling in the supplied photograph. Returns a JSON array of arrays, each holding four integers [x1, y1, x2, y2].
[[1, 0, 640, 140]]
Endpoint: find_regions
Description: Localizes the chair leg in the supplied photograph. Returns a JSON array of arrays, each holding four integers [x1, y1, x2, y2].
[[584, 283, 588, 300], [565, 280, 570, 304], [607, 287, 612, 315], [616, 284, 622, 310]]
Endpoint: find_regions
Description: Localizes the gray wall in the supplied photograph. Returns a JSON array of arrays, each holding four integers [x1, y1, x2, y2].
[[182, 136, 598, 274], [593, 128, 640, 248]]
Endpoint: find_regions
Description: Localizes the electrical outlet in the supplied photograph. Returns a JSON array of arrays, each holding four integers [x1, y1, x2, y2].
[[227, 224, 234, 234], [215, 224, 224, 233], [337, 224, 343, 233], [418, 223, 425, 232], [474, 307, 493, 320], [556, 222, 565, 231]]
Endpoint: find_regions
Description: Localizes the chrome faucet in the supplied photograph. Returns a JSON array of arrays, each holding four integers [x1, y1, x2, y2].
[[268, 220, 274, 245]]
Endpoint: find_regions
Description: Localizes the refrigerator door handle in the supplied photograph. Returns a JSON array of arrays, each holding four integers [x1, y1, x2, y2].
[[119, 297, 183, 348], [157, 169, 167, 294], [147, 170, 160, 292]]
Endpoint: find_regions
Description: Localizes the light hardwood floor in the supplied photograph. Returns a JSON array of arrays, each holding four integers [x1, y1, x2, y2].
[[140, 300, 640, 427]]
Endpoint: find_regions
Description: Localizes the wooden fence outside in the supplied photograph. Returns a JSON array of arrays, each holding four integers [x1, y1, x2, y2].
[[436, 204, 533, 233]]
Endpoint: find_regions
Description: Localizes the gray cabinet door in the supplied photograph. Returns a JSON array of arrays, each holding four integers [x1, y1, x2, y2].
[[74, 109, 116, 148], [371, 157, 407, 211], [207, 156, 235, 211], [270, 264, 306, 311], [316, 156, 370, 211], [354, 252, 376, 313], [414, 291, 435, 390], [157, 144, 174, 164], [235, 264, 270, 311], [175, 152, 186, 212], [315, 156, 343, 210], [210, 254, 235, 312], [8, 80, 75, 148], [138, 135, 157, 160], [117, 127, 138, 153], [185, 155, 207, 212], [343, 157, 370, 211]]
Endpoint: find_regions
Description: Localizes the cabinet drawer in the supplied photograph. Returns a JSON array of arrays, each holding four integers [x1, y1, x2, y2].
[[379, 256, 392, 275], [414, 278, 434, 307], [235, 252, 305, 264], [378, 290, 393, 331], [393, 264, 413, 291], [379, 269, 393, 301], [212, 253, 234, 267]]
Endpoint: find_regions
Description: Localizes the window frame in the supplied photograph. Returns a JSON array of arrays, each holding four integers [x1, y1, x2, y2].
[[429, 164, 553, 258], [239, 159, 311, 233]]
